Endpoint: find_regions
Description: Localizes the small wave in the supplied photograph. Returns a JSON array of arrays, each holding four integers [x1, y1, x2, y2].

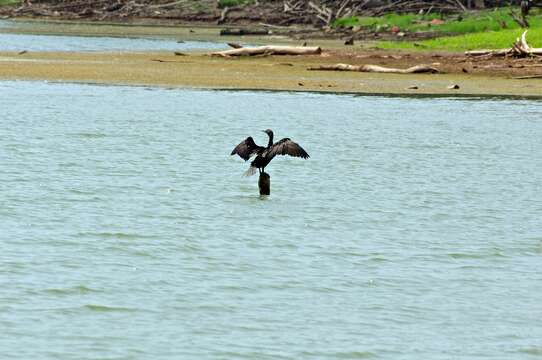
[[368, 256, 388, 262], [217, 284, 253, 292], [44, 285, 98, 295], [77, 231, 158, 240], [300, 351, 376, 359], [129, 249, 160, 259], [68, 188, 94, 195], [448, 253, 485, 259], [59, 162, 80, 168], [83, 304, 136, 313], [68, 132, 107, 138], [215, 351, 290, 360], [335, 352, 376, 359], [448, 251, 505, 259], [311, 286, 348, 294], [519, 347, 542, 356]]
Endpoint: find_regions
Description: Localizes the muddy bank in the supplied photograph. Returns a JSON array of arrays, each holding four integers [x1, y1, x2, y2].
[[1, 18, 540, 96], [1, 49, 541, 97], [2, 18, 542, 79]]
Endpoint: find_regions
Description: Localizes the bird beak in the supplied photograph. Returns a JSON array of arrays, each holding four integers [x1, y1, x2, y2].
[[261, 130, 266, 133]]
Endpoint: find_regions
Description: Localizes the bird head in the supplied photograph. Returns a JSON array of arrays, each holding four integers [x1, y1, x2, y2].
[[262, 129, 273, 137]]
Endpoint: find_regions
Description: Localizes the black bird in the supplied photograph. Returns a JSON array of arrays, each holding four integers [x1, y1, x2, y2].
[[231, 129, 309, 176]]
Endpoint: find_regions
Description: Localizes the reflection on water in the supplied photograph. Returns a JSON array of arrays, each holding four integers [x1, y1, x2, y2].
[[2, 80, 542, 360]]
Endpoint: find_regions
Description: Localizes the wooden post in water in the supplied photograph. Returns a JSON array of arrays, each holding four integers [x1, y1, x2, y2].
[[258, 172, 270, 196]]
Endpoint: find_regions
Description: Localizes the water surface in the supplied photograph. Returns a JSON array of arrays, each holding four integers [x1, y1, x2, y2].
[[1, 81, 542, 359], [0, 20, 224, 52]]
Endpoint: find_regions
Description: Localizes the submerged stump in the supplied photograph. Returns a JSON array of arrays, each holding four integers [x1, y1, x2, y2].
[[258, 172, 270, 196]]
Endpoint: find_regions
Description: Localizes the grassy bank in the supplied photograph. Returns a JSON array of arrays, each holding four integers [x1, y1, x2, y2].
[[336, 8, 542, 51], [378, 27, 542, 51], [0, 0, 20, 5], [337, 8, 542, 33]]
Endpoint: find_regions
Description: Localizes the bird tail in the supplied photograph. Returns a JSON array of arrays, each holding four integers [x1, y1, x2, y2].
[[243, 166, 257, 177]]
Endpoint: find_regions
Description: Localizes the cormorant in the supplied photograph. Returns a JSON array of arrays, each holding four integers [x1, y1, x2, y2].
[[231, 129, 309, 176]]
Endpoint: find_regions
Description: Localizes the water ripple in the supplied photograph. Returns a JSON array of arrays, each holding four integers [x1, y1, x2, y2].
[[83, 304, 138, 313], [300, 351, 376, 359], [519, 347, 542, 356], [2, 81, 542, 360], [76, 232, 160, 240]]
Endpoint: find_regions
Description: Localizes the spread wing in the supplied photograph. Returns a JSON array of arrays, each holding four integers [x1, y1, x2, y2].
[[230, 136, 264, 161], [269, 138, 310, 159]]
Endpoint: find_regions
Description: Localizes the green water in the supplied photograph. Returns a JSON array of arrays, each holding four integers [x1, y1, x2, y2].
[[2, 81, 542, 359]]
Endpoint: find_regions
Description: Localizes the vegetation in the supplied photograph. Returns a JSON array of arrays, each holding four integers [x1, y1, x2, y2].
[[377, 27, 542, 51], [335, 8, 542, 34], [0, 0, 20, 6], [217, 0, 253, 8], [333, 7, 542, 51]]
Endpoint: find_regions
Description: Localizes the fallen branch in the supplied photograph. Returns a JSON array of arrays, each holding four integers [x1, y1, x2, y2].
[[464, 49, 510, 56], [307, 63, 439, 74], [335, 0, 352, 20], [513, 74, 542, 79], [258, 22, 293, 29], [466, 30, 542, 57], [217, 6, 229, 24], [219, 28, 270, 36], [147, 0, 189, 9], [509, 7, 529, 28], [211, 45, 322, 57], [308, 1, 333, 25], [227, 42, 243, 49], [151, 59, 192, 63], [453, 0, 467, 12]]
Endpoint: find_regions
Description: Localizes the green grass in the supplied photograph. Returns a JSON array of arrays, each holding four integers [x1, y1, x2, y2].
[[0, 0, 21, 6], [334, 8, 542, 34], [217, 0, 253, 8], [377, 27, 542, 51], [335, 13, 437, 31], [333, 7, 542, 51]]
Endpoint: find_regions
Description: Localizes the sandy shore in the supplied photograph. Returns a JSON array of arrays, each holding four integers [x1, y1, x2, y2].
[[1, 50, 542, 97], [1, 20, 541, 97]]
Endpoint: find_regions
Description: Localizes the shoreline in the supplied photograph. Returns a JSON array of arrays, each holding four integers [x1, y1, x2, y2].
[[5, 78, 542, 100], [1, 50, 542, 97], [1, 19, 542, 97]]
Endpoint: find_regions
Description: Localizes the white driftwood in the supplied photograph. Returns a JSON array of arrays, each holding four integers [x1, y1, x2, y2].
[[217, 6, 229, 24], [211, 45, 322, 57], [465, 30, 542, 57], [307, 63, 439, 74], [464, 49, 510, 56]]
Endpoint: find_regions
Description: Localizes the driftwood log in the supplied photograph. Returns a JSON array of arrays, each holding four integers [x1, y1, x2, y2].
[[308, 63, 439, 74], [510, 7, 529, 28], [211, 45, 322, 57], [219, 28, 270, 36], [465, 30, 542, 57], [513, 75, 542, 79], [226, 42, 243, 49]]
